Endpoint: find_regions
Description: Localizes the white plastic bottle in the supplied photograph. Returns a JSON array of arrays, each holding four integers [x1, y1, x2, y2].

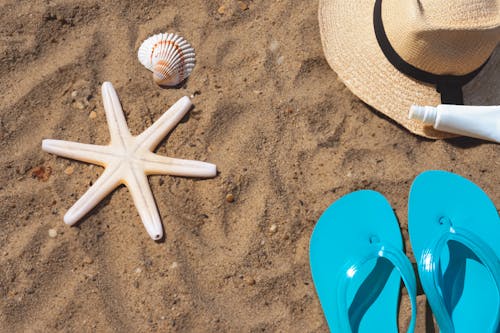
[[409, 105, 500, 143]]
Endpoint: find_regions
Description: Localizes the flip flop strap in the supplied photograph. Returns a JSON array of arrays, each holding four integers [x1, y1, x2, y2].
[[336, 243, 417, 333], [419, 227, 500, 333]]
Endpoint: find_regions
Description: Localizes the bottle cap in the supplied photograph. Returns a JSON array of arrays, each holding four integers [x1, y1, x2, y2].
[[409, 105, 437, 125]]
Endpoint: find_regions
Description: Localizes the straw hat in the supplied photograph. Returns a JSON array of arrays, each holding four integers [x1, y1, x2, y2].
[[319, 0, 500, 138]]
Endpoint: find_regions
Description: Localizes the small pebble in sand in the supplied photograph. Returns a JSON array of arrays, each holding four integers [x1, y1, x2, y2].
[[31, 166, 52, 181], [276, 55, 285, 65], [48, 228, 57, 238], [269, 224, 277, 233], [170, 262, 178, 269], [134, 267, 142, 274], [245, 276, 256, 286], [64, 166, 75, 175], [225, 193, 235, 203], [269, 40, 280, 53], [73, 101, 86, 110], [71, 90, 79, 98], [89, 111, 97, 119], [217, 5, 225, 14], [83, 256, 93, 265], [238, 1, 248, 10]]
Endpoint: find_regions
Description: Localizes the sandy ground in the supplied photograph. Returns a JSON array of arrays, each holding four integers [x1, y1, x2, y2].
[[0, 1, 498, 332]]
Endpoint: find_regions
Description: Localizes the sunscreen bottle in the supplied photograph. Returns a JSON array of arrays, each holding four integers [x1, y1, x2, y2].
[[409, 105, 500, 143]]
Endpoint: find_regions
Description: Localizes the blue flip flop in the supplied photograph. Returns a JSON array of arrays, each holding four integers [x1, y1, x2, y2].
[[310, 190, 417, 332], [409, 171, 500, 332]]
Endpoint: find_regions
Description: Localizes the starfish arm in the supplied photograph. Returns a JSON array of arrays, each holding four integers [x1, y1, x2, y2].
[[101, 82, 132, 145], [124, 167, 163, 240], [136, 96, 192, 151], [42, 139, 112, 166], [143, 152, 217, 178], [63, 164, 122, 225]]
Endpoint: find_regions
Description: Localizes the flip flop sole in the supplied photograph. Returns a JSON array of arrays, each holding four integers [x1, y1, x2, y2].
[[409, 170, 500, 333], [310, 190, 406, 332]]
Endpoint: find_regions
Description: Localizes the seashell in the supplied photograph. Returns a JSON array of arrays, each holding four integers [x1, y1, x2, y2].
[[138, 33, 196, 87]]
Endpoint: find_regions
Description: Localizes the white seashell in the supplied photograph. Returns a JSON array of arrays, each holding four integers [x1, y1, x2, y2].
[[138, 33, 196, 87]]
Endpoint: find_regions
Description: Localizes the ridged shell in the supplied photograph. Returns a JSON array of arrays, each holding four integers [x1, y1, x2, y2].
[[138, 33, 196, 86]]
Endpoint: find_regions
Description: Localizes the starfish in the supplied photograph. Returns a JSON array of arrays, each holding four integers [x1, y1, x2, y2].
[[42, 82, 216, 240]]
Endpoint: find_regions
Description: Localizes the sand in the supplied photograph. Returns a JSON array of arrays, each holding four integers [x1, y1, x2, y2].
[[0, 1, 498, 332]]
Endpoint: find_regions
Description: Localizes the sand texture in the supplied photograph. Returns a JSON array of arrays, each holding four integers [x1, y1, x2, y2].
[[0, 1, 498, 332]]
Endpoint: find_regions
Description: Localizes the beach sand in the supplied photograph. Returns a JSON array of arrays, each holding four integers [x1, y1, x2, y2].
[[0, 1, 498, 332]]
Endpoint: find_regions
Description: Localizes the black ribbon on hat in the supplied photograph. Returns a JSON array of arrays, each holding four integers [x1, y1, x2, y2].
[[373, 0, 489, 104]]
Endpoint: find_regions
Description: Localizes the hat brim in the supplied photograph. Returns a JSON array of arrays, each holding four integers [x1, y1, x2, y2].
[[319, 0, 500, 139]]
